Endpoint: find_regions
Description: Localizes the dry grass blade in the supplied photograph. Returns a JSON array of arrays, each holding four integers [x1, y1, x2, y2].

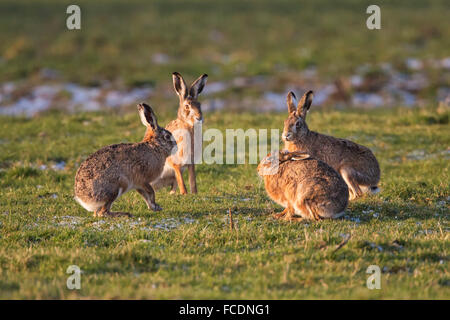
[[229, 208, 234, 231], [333, 234, 351, 253]]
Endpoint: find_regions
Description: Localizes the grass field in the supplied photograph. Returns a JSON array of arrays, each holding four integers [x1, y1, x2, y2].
[[0, 0, 449, 86], [0, 106, 448, 299]]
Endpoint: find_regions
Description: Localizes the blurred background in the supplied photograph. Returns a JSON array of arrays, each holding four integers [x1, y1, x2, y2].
[[0, 0, 449, 117]]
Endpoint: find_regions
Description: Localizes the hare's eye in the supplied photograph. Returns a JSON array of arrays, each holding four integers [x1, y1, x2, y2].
[[184, 104, 190, 110], [164, 134, 171, 140], [296, 121, 301, 128]]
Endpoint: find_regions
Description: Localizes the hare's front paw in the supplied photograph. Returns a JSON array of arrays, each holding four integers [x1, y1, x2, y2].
[[150, 203, 163, 211]]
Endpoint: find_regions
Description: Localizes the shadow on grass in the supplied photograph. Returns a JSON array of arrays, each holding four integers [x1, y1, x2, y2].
[[185, 199, 444, 224], [346, 200, 443, 223]]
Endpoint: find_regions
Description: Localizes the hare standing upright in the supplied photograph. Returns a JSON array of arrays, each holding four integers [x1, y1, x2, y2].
[[258, 151, 349, 221], [282, 91, 380, 200], [74, 103, 177, 217], [151, 72, 208, 194]]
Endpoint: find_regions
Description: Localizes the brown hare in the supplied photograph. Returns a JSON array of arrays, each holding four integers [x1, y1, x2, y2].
[[74, 103, 177, 217], [151, 72, 208, 195], [258, 151, 349, 221], [282, 91, 380, 200]]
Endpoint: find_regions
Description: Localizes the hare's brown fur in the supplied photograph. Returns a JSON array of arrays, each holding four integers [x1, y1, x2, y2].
[[151, 72, 208, 195], [74, 103, 177, 217], [258, 151, 349, 221], [283, 91, 380, 200]]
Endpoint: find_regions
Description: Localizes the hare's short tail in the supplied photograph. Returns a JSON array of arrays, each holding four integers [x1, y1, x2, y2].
[[75, 196, 103, 212], [360, 185, 380, 195], [300, 200, 323, 221], [369, 186, 380, 194]]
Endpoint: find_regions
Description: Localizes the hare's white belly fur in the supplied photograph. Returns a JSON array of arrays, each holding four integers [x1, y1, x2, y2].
[[151, 162, 187, 190], [159, 162, 186, 179]]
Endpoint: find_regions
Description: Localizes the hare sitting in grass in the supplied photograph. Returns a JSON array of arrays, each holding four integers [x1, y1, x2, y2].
[[151, 72, 208, 195], [282, 91, 380, 200], [258, 151, 349, 221], [74, 103, 177, 217]]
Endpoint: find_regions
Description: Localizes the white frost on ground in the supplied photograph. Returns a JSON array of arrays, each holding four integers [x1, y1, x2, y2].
[[24, 215, 197, 232], [37, 161, 66, 171], [0, 82, 152, 116], [352, 93, 384, 108], [1, 58, 449, 115]]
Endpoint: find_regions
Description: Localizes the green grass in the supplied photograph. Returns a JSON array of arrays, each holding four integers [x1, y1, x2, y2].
[[0, 107, 448, 299], [0, 0, 449, 85]]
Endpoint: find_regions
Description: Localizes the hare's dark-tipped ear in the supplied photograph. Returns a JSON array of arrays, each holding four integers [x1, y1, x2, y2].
[[172, 72, 188, 100], [297, 90, 314, 118], [189, 74, 208, 99], [137, 103, 158, 130], [287, 91, 297, 114], [290, 151, 311, 161]]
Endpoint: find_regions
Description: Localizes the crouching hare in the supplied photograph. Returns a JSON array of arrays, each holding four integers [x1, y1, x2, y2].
[[74, 103, 177, 217], [258, 151, 349, 221], [283, 91, 380, 200], [151, 72, 208, 195]]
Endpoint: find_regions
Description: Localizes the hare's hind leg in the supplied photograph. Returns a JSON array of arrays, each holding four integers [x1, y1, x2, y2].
[[137, 184, 162, 211], [172, 165, 187, 195], [304, 201, 323, 221], [93, 185, 131, 218], [340, 168, 362, 200], [292, 199, 323, 221], [169, 178, 177, 194], [188, 164, 197, 194], [273, 207, 289, 219], [282, 205, 303, 222], [95, 201, 131, 218]]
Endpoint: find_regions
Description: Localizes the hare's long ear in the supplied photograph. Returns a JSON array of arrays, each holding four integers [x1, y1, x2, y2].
[[297, 90, 314, 118], [137, 103, 158, 130], [286, 91, 297, 114], [290, 151, 311, 161], [172, 72, 188, 100], [189, 74, 208, 99]]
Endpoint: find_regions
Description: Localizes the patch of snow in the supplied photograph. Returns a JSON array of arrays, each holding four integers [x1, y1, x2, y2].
[[352, 93, 384, 107], [51, 161, 66, 171], [441, 57, 450, 70], [202, 98, 225, 111], [0, 96, 52, 116], [314, 85, 336, 105], [203, 82, 228, 95], [405, 58, 423, 71], [263, 92, 286, 111], [350, 75, 363, 87]]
